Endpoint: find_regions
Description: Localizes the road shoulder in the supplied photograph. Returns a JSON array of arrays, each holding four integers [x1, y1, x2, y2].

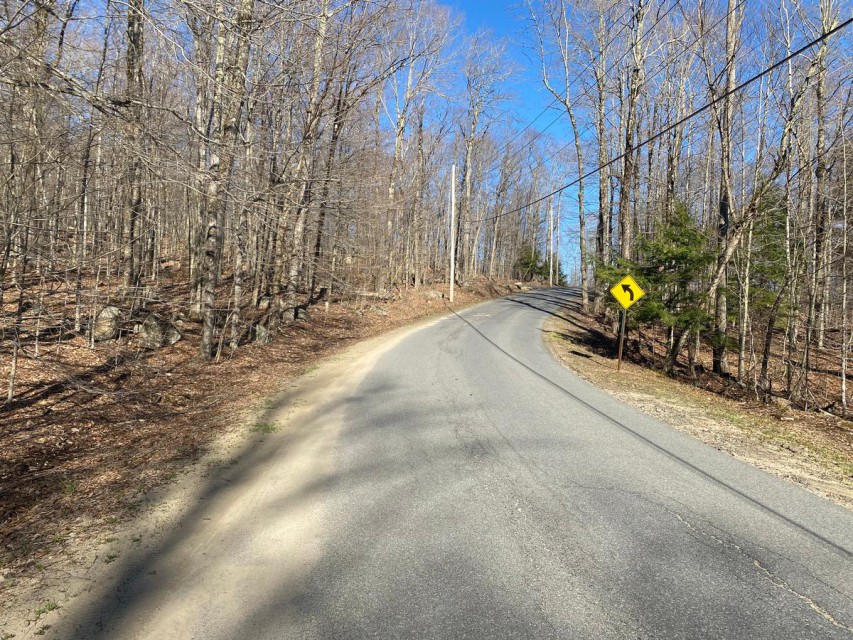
[[0, 293, 496, 639], [543, 314, 853, 511]]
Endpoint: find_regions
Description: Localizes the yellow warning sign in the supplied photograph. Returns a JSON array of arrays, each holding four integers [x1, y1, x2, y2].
[[610, 275, 645, 310]]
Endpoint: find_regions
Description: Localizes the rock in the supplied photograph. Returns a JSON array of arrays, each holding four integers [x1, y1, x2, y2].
[[369, 305, 388, 317], [139, 316, 164, 349], [93, 306, 122, 341], [423, 290, 443, 299], [139, 315, 181, 349], [514, 282, 524, 290], [253, 324, 270, 344], [164, 324, 181, 346], [296, 308, 309, 321]]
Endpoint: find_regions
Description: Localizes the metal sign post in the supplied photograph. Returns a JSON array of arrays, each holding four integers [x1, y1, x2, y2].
[[609, 275, 646, 371]]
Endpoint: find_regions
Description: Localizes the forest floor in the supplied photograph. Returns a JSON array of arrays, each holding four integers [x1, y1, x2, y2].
[[0, 279, 516, 637], [544, 304, 853, 511]]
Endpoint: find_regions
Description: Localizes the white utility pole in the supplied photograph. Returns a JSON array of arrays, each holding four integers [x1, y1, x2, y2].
[[548, 198, 554, 287], [556, 192, 561, 286], [449, 164, 456, 302]]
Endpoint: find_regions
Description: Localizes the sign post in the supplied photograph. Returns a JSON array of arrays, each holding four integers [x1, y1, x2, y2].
[[616, 309, 627, 371], [609, 275, 646, 371]]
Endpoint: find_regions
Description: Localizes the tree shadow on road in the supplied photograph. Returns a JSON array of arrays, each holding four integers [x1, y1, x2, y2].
[[501, 288, 616, 359], [51, 288, 853, 639]]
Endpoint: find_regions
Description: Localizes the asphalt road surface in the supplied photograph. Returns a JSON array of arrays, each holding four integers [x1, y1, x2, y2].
[[57, 288, 852, 639]]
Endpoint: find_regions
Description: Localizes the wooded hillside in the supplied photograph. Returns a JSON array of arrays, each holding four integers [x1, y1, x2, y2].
[[2, 0, 853, 415], [1, 0, 560, 399], [525, 0, 852, 415]]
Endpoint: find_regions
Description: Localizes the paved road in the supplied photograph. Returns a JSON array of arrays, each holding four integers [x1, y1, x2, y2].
[[58, 288, 852, 639]]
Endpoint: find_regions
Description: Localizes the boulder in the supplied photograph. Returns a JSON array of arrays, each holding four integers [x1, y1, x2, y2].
[[93, 306, 122, 341], [369, 305, 388, 317], [164, 324, 182, 346], [253, 323, 271, 344], [139, 315, 181, 349]]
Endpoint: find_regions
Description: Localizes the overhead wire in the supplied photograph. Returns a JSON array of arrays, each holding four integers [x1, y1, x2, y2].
[[477, 2, 636, 170], [480, 0, 744, 217], [473, 11, 853, 225]]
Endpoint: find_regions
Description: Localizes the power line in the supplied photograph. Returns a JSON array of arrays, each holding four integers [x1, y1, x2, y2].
[[479, 0, 744, 217], [477, 12, 853, 224], [482, 2, 635, 167], [496, 99, 560, 154]]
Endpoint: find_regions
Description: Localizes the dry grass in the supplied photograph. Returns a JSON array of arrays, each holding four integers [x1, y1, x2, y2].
[[544, 302, 853, 509]]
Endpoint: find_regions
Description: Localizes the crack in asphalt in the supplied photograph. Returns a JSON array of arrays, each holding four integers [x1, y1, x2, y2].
[[673, 511, 853, 634], [448, 304, 853, 561], [555, 476, 853, 622]]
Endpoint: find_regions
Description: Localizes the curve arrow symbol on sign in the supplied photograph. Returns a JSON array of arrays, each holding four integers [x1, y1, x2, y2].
[[610, 275, 644, 310]]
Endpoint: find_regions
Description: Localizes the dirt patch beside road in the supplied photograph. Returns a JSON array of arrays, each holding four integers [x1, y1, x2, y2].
[[544, 312, 853, 511], [0, 282, 516, 638]]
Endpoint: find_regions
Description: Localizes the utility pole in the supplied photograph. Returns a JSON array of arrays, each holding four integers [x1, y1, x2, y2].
[[449, 164, 456, 302], [556, 192, 561, 286], [548, 198, 554, 287]]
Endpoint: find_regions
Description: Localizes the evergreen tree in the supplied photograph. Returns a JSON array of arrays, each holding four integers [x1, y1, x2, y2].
[[597, 203, 714, 374], [514, 244, 550, 281]]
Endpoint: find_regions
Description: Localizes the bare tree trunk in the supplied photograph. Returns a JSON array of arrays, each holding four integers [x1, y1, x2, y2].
[[460, 115, 477, 286], [200, 0, 255, 358], [594, 8, 610, 279], [810, 0, 837, 353], [841, 114, 850, 414], [711, 0, 741, 376], [617, 0, 647, 261], [665, 328, 691, 376], [738, 220, 753, 384], [284, 2, 329, 322], [6, 225, 29, 405], [231, 204, 248, 349], [124, 0, 144, 293], [566, 104, 588, 309]]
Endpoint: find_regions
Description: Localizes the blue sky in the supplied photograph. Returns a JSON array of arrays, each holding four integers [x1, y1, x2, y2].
[[454, 0, 520, 30], [449, 0, 585, 276], [451, 0, 562, 133]]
